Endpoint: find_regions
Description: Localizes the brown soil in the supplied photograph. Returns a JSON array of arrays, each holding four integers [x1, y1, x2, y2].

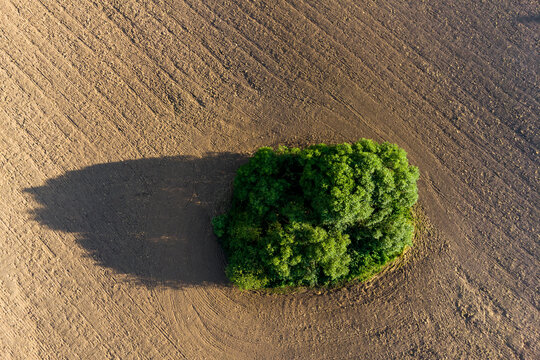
[[1, 0, 538, 359]]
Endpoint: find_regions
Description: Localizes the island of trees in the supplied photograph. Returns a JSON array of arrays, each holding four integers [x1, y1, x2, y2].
[[213, 139, 419, 290]]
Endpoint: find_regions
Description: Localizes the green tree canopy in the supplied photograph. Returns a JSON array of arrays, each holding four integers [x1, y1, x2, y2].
[[213, 139, 419, 289]]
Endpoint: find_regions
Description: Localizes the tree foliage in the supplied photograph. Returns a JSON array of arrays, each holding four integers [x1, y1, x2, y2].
[[213, 139, 419, 289]]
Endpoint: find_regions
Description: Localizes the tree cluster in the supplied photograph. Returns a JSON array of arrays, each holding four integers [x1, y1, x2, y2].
[[213, 139, 419, 290]]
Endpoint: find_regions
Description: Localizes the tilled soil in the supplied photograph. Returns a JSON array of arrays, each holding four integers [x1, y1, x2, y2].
[[1, 0, 538, 359]]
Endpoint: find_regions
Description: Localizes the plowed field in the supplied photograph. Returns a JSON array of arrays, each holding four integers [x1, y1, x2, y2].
[[1, 0, 538, 358]]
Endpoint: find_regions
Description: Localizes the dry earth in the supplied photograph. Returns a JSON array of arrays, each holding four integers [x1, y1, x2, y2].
[[1, 0, 538, 359]]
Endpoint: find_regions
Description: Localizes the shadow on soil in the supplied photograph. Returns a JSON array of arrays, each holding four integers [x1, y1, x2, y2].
[[516, 14, 540, 23], [24, 153, 248, 288]]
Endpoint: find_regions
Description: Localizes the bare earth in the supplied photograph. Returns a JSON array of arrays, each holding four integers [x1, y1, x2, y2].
[[1, 0, 538, 359]]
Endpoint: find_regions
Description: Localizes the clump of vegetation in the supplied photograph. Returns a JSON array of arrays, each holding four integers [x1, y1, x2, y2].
[[213, 139, 419, 290]]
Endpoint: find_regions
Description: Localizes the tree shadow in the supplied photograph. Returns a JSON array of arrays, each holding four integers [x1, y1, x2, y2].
[[24, 153, 248, 288], [516, 14, 540, 24]]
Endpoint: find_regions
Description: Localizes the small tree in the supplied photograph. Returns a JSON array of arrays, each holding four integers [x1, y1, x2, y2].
[[213, 139, 419, 290]]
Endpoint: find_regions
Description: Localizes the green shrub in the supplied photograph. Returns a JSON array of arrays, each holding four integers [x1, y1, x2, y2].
[[213, 139, 419, 290]]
